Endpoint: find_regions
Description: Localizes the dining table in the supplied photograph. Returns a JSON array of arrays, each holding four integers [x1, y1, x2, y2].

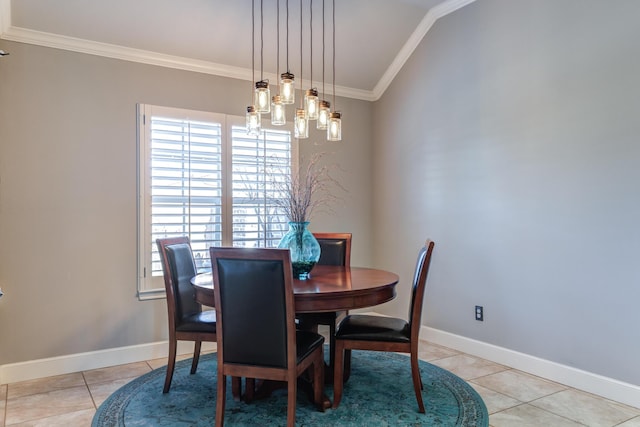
[[191, 264, 399, 314], [191, 264, 400, 407]]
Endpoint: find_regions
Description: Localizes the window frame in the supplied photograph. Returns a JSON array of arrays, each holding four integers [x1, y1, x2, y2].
[[137, 104, 297, 299]]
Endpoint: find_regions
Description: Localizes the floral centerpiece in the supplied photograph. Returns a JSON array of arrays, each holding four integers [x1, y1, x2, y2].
[[272, 153, 343, 279]]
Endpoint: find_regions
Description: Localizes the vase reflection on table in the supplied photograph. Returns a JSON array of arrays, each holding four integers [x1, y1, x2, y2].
[[278, 221, 321, 280]]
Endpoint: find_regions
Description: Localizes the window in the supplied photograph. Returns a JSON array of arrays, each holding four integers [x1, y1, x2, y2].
[[137, 104, 296, 298]]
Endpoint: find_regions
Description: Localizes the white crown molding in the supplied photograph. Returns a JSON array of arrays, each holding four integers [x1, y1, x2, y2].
[[2, 26, 251, 78], [422, 325, 640, 410], [0, 25, 375, 101], [0, 0, 475, 102], [372, 0, 478, 100]]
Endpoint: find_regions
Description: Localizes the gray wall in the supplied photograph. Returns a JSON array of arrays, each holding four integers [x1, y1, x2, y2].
[[0, 40, 373, 364], [372, 0, 640, 385]]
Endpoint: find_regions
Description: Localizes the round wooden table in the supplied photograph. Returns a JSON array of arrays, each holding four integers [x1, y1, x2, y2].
[[191, 264, 400, 313]]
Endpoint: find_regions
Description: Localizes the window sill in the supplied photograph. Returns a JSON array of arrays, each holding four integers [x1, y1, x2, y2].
[[137, 288, 166, 301]]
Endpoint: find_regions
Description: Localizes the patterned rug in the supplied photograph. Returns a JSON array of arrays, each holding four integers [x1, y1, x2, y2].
[[93, 350, 488, 426]]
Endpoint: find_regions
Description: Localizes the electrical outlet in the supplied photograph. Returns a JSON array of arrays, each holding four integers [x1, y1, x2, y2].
[[475, 305, 483, 321]]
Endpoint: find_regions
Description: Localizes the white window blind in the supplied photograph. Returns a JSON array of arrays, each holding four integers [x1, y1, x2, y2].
[[138, 105, 295, 298]]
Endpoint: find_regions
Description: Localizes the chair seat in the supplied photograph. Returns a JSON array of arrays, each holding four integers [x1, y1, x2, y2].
[[176, 310, 217, 333], [296, 330, 325, 362], [336, 314, 410, 343]]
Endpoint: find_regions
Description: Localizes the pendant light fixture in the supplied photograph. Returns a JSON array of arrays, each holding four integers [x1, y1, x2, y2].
[[246, 0, 261, 136], [246, 0, 342, 141], [327, 0, 341, 141], [327, 111, 341, 141], [271, 96, 286, 126], [254, 0, 270, 114], [317, 100, 330, 130], [295, 108, 308, 138]]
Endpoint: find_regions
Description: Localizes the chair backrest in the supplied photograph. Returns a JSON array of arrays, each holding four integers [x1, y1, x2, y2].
[[408, 240, 435, 340], [156, 237, 201, 327], [210, 247, 296, 369], [313, 232, 352, 266]]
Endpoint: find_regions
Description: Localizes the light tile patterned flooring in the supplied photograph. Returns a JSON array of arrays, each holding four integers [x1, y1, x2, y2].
[[2, 339, 639, 426]]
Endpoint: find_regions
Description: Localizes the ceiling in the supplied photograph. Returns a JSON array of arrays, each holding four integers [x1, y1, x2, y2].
[[0, 0, 475, 100]]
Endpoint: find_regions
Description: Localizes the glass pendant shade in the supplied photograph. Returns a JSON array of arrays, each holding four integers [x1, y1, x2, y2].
[[317, 100, 330, 130], [246, 106, 261, 136], [295, 108, 309, 139], [271, 95, 286, 126], [254, 81, 271, 113], [304, 89, 319, 120], [280, 72, 295, 104], [327, 112, 341, 141]]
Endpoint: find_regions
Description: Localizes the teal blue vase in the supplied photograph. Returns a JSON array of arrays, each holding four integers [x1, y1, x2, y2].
[[278, 221, 321, 280]]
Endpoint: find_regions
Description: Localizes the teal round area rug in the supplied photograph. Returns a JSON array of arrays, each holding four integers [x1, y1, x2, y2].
[[93, 350, 488, 426]]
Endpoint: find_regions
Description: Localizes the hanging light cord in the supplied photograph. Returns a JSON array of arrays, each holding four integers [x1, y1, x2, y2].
[[332, 0, 336, 109], [310, 0, 313, 88], [251, 0, 255, 103], [300, 0, 304, 108], [276, 0, 280, 81], [322, 0, 325, 98], [286, 0, 290, 72], [260, 0, 264, 81]]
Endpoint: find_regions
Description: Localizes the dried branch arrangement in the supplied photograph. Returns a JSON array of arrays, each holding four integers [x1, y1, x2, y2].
[[272, 152, 345, 223]]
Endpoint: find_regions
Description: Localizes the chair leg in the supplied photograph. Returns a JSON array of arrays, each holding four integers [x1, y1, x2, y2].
[[344, 349, 352, 381], [216, 374, 226, 427], [163, 338, 177, 393], [287, 377, 297, 427], [328, 322, 336, 374], [191, 341, 202, 374], [314, 351, 325, 412], [332, 341, 344, 408], [244, 378, 254, 402], [410, 351, 425, 413]]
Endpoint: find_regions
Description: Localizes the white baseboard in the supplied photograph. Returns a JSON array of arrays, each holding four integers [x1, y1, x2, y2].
[[0, 341, 216, 385], [422, 326, 640, 410]]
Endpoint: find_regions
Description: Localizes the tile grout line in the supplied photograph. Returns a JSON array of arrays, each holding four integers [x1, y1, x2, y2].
[[82, 370, 99, 410]]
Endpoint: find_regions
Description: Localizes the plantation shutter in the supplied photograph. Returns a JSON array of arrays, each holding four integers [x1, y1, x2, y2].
[[138, 105, 295, 298], [230, 124, 292, 248]]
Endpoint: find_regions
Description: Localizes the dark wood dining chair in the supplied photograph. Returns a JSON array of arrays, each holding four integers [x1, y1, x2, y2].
[[156, 236, 217, 393], [297, 233, 352, 378], [209, 247, 325, 427], [314, 232, 352, 267], [332, 239, 435, 413]]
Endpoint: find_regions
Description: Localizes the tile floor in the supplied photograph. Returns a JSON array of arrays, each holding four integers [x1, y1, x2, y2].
[[2, 339, 639, 426]]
